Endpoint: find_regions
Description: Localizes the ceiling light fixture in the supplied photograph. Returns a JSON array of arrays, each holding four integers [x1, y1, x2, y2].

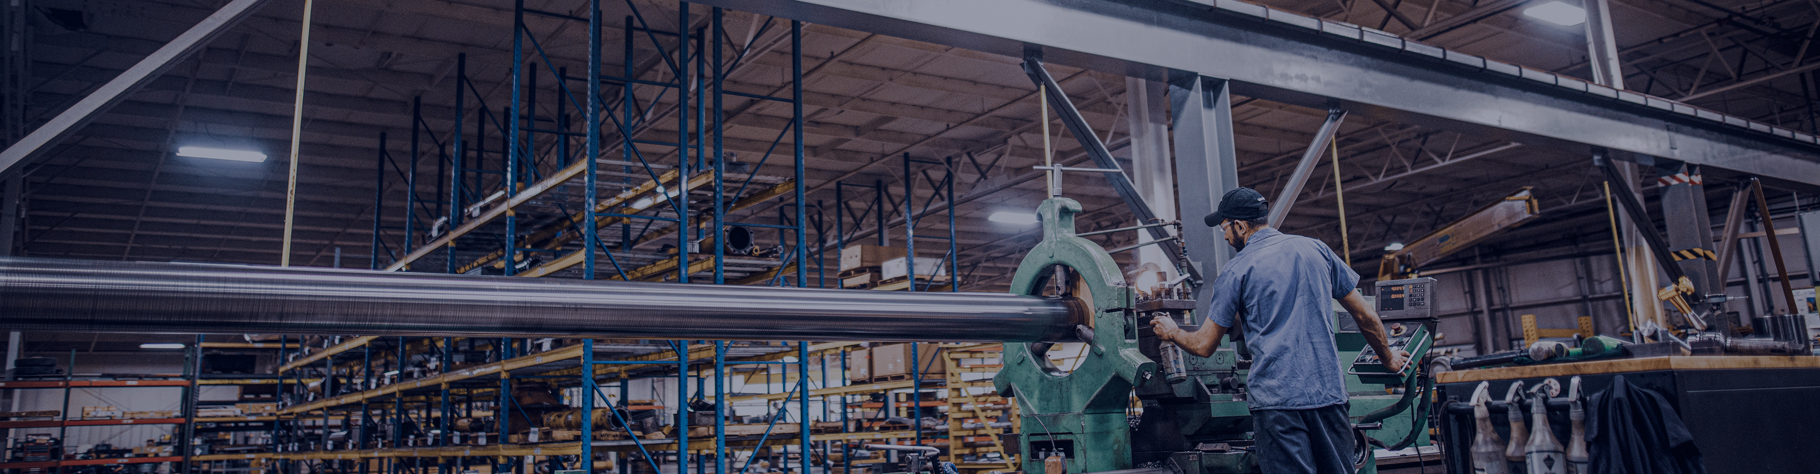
[[176, 146, 267, 162], [1523, 1, 1586, 26], [1384, 242, 1406, 252], [987, 211, 1039, 226], [139, 343, 186, 349]]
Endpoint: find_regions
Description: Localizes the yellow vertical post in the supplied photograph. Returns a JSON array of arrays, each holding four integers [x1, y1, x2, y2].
[[1040, 85, 1054, 198], [280, 0, 315, 266], [1330, 139, 1349, 266], [1603, 182, 1638, 334]]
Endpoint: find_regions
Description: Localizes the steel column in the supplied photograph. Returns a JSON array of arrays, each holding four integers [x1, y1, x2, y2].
[[585, 2, 602, 279], [715, 341, 727, 474], [582, 339, 596, 474], [1582, 0, 1625, 89], [678, 3, 692, 284], [797, 342, 809, 473], [372, 134, 387, 270], [448, 53, 467, 274], [1126, 77, 1178, 287], [793, 20, 807, 287], [713, 8, 727, 286], [1801, 210, 1820, 289], [406, 98, 421, 256], [1169, 73, 1240, 320], [677, 340, 689, 474], [947, 158, 958, 292], [506, 0, 525, 276]]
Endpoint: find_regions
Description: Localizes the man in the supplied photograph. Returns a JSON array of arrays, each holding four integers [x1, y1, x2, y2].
[[1152, 187, 1406, 474]]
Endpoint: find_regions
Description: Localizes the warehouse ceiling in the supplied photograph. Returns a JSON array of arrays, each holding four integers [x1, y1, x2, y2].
[[12, 0, 1816, 297]]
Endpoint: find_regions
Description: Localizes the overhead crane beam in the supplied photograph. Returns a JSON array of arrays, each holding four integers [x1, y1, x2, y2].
[[696, 0, 1820, 191]]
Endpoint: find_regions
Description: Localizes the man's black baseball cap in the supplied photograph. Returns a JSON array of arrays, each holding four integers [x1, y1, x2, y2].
[[1203, 187, 1270, 227]]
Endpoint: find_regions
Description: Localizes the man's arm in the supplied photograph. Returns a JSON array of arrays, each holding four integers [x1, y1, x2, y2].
[[1339, 290, 1407, 373], [1151, 317, 1227, 357]]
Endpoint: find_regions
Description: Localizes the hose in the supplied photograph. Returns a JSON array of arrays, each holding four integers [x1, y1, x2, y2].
[[1360, 366, 1421, 424]]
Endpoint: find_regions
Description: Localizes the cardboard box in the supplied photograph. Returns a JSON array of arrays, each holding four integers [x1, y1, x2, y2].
[[0, 411, 60, 419], [840, 245, 906, 272], [880, 257, 948, 281], [124, 411, 176, 419], [197, 407, 241, 417], [870, 343, 944, 379], [841, 272, 878, 289], [846, 348, 871, 382], [81, 406, 121, 420], [236, 403, 277, 415]]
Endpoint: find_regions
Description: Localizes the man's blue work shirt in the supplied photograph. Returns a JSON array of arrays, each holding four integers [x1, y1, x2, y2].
[[1205, 227, 1359, 410]]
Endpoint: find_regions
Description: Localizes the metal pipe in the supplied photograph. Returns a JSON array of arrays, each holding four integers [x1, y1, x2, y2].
[[0, 257, 1080, 342]]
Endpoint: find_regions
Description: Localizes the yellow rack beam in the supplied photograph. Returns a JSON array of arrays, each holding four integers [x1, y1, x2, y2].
[[519, 171, 715, 278], [280, 337, 378, 372], [386, 159, 595, 272], [282, 344, 586, 415]]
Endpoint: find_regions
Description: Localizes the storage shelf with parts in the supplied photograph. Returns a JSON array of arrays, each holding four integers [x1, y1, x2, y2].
[[258, 335, 865, 474], [1, 352, 195, 474], [188, 340, 297, 474]]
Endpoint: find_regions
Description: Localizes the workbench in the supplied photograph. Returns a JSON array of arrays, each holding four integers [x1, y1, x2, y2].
[[1433, 356, 1820, 474]]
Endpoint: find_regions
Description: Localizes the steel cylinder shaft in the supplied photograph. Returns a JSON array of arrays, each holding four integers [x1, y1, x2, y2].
[[0, 257, 1080, 342]]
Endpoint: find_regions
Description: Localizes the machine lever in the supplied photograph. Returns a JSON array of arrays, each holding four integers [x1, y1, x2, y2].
[[1075, 324, 1095, 343]]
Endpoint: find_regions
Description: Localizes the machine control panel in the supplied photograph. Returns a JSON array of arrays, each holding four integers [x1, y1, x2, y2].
[[1375, 277, 1438, 321], [1348, 323, 1432, 385]]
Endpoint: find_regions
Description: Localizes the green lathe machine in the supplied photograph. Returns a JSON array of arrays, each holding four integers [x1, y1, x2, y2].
[[993, 197, 1438, 474]]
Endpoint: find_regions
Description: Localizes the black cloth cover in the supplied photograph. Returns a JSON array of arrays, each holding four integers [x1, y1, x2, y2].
[[1586, 374, 1706, 474]]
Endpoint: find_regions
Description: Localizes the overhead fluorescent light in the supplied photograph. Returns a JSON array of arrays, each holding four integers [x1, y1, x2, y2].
[[1383, 242, 1406, 252], [1523, 1, 1586, 26], [176, 146, 267, 162], [987, 211, 1038, 226], [139, 343, 186, 349]]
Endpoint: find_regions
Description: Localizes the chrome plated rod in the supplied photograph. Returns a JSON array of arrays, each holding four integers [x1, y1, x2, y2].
[[0, 257, 1079, 342]]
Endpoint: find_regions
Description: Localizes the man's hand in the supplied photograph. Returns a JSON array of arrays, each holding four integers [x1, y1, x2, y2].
[[1383, 349, 1411, 374], [1150, 316, 1183, 344]]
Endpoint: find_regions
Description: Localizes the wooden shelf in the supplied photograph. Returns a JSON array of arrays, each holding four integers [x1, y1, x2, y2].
[[280, 337, 380, 372], [723, 379, 928, 403], [201, 342, 298, 350], [62, 456, 184, 467], [67, 417, 188, 427], [1434, 355, 1820, 384], [192, 453, 272, 462], [281, 344, 586, 415], [0, 456, 183, 469], [0, 380, 188, 389], [0, 419, 61, 428], [0, 418, 186, 428], [196, 416, 278, 423]]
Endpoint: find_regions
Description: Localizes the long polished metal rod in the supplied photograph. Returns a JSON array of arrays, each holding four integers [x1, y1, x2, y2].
[[0, 257, 1079, 342]]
